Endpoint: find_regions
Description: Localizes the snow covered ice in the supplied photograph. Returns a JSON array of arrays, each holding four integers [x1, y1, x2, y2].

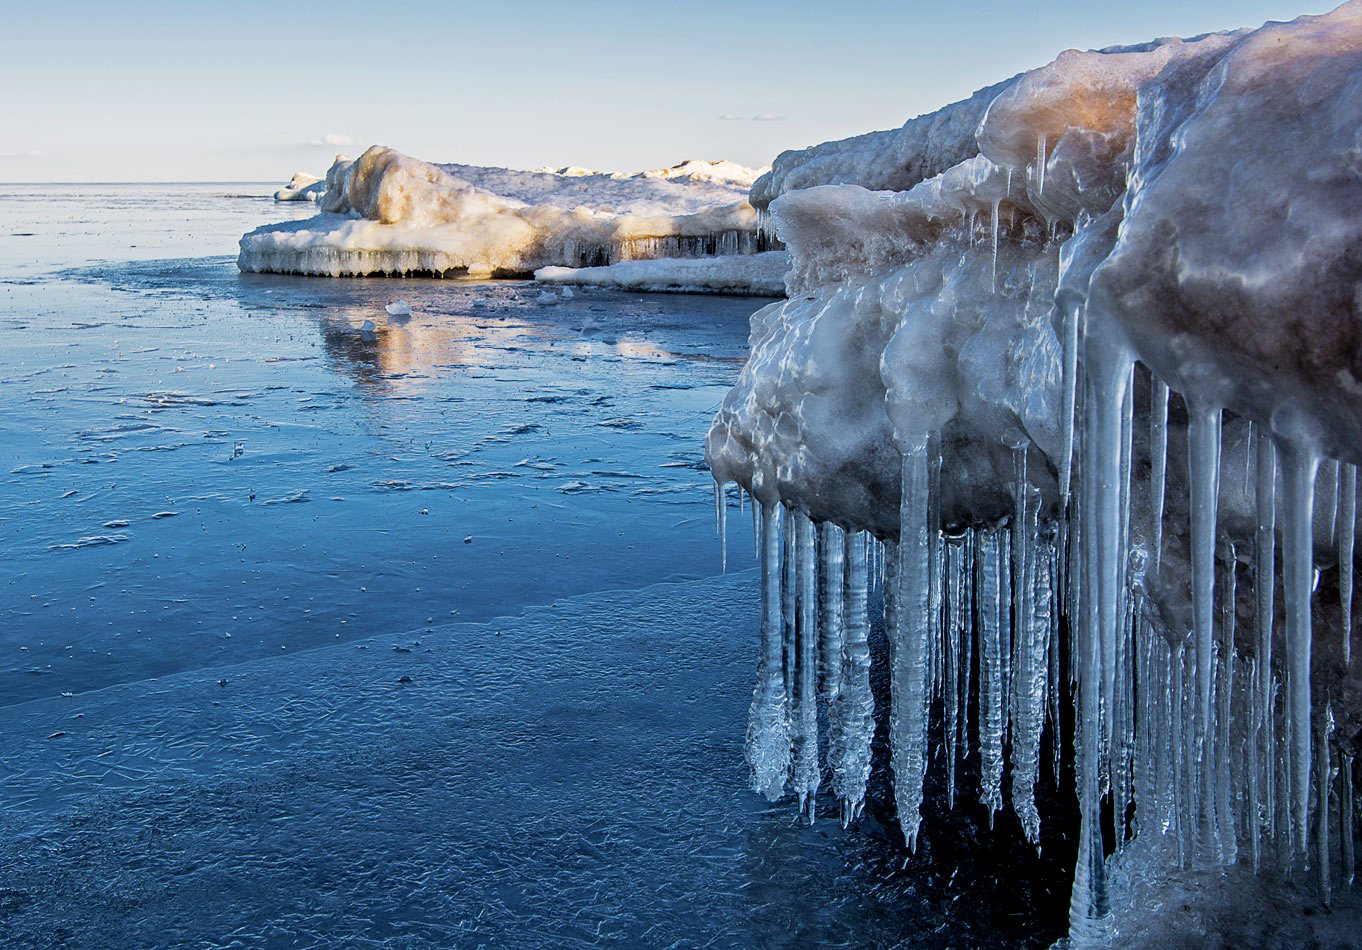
[[708, 4, 1362, 944], [240, 147, 769, 278]]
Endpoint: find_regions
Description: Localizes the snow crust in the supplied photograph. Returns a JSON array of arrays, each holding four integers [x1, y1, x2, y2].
[[707, 4, 1362, 943], [241, 148, 765, 277], [535, 252, 788, 297]]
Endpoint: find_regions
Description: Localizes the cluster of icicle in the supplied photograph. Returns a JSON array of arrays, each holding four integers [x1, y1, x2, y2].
[[716, 402, 1360, 941], [709, 6, 1362, 942]]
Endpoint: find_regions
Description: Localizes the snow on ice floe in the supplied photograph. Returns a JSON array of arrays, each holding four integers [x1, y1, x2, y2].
[[535, 251, 788, 297], [706, 4, 1362, 943], [241, 148, 769, 278]]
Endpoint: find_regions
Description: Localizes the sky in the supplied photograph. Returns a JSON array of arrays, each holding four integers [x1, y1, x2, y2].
[[0, 0, 1336, 182]]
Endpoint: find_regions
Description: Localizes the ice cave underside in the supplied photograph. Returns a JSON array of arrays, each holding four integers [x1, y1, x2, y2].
[[236, 4, 1362, 943]]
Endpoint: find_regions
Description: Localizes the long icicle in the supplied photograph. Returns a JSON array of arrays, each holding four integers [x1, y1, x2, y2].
[[892, 436, 933, 850], [1340, 463, 1356, 667], [1279, 440, 1319, 857], [714, 479, 728, 573], [747, 502, 791, 800], [818, 522, 845, 703], [1187, 403, 1223, 863], [978, 527, 1007, 822], [1151, 381, 1170, 574], [791, 511, 821, 820], [830, 530, 874, 825], [1343, 753, 1355, 887], [1318, 703, 1335, 906], [1254, 435, 1277, 858]]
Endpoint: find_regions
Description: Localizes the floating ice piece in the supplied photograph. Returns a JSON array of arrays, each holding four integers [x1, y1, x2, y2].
[[385, 300, 412, 320], [535, 291, 558, 306]]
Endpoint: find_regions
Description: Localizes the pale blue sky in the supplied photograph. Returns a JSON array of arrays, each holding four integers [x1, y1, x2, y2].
[[0, 0, 1333, 182]]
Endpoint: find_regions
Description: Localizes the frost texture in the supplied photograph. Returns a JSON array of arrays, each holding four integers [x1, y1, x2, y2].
[[708, 5, 1362, 943], [240, 148, 768, 278]]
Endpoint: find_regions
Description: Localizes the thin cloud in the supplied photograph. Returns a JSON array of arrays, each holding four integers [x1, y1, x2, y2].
[[308, 133, 355, 147], [718, 113, 787, 122], [0, 149, 45, 160]]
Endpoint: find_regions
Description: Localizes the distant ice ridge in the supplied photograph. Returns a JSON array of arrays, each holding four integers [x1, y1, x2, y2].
[[535, 252, 788, 297], [274, 171, 326, 202], [240, 148, 769, 278], [707, 4, 1362, 944]]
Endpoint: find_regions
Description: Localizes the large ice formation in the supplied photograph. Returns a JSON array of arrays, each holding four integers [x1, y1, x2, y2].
[[707, 4, 1362, 943], [240, 148, 768, 278]]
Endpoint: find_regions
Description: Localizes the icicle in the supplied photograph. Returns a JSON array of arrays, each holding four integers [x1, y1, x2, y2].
[[1216, 645, 1237, 865], [1340, 464, 1356, 667], [1151, 381, 1170, 574], [746, 502, 790, 800], [1318, 703, 1335, 905], [990, 199, 1000, 293], [1280, 441, 1319, 856], [1059, 302, 1082, 503], [791, 512, 820, 820], [1255, 436, 1277, 824], [1343, 754, 1355, 887], [752, 500, 761, 561], [959, 530, 975, 772], [1070, 511, 1112, 940], [978, 528, 1006, 821], [1325, 459, 1341, 549], [830, 531, 874, 825], [1083, 338, 1132, 758], [818, 522, 845, 703], [1036, 132, 1048, 196], [1013, 524, 1050, 845], [891, 436, 933, 849], [944, 533, 965, 808], [714, 479, 728, 574], [1171, 643, 1189, 867], [782, 513, 797, 708], [1049, 539, 1063, 786], [1187, 402, 1223, 863], [1248, 653, 1262, 869]]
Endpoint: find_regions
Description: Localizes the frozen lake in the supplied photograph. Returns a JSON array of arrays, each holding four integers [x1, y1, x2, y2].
[[0, 185, 1065, 946]]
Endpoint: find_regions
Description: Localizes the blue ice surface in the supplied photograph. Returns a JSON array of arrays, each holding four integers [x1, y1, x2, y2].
[[0, 183, 762, 705], [0, 185, 1061, 947]]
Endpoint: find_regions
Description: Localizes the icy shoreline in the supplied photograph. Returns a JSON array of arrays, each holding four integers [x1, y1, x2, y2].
[[706, 3, 1362, 944]]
